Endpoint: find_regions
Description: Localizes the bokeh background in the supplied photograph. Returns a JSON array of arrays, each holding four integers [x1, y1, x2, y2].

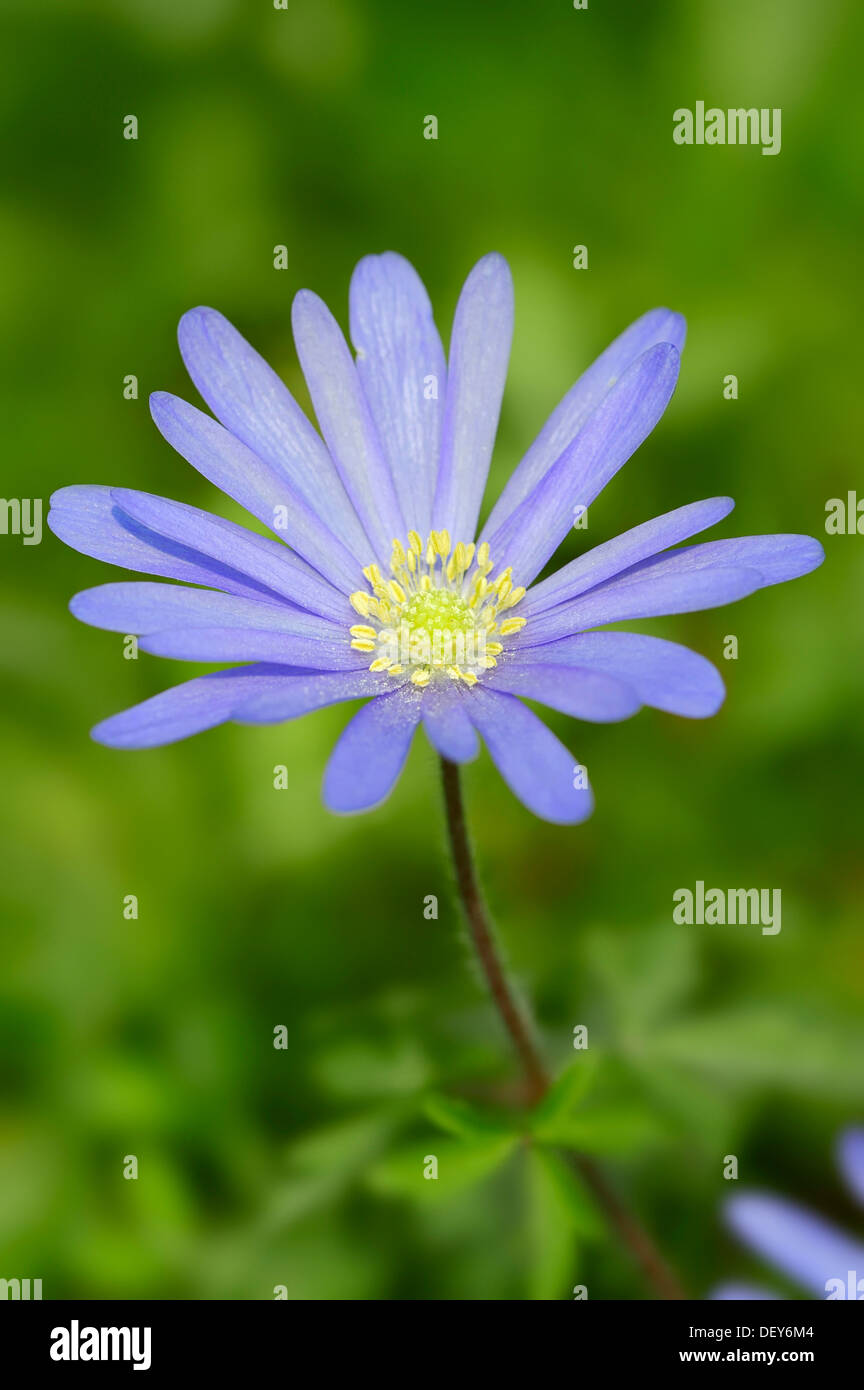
[[1, 0, 863, 1300]]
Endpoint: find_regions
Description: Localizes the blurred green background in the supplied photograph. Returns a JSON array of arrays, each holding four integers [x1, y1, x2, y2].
[[1, 0, 863, 1300]]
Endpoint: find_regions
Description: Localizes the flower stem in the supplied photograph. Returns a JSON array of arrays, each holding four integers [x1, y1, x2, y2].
[[439, 756, 686, 1301]]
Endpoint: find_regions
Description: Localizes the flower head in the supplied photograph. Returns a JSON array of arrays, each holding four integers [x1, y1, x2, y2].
[[49, 252, 823, 821]]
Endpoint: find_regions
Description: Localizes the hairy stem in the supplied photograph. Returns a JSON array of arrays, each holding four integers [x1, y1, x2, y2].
[[439, 756, 685, 1301]]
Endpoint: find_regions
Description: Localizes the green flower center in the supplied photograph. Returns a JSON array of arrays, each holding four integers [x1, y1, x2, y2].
[[401, 590, 476, 640]]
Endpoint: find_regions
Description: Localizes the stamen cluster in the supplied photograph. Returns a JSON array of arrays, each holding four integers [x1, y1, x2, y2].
[[348, 530, 526, 686]]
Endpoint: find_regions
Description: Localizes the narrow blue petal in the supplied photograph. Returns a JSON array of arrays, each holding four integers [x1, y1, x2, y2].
[[484, 307, 687, 538], [432, 253, 513, 540], [616, 534, 825, 588], [70, 582, 348, 639], [150, 391, 362, 590], [522, 498, 735, 617], [517, 566, 763, 643], [109, 489, 348, 619], [292, 289, 405, 563], [350, 252, 446, 537], [48, 486, 283, 601], [725, 1192, 864, 1298], [483, 342, 681, 586], [484, 662, 640, 723], [91, 665, 299, 749], [506, 632, 725, 719], [466, 686, 593, 824], [323, 689, 422, 813], [421, 688, 479, 762], [138, 627, 365, 669], [837, 1128, 864, 1207], [232, 669, 391, 723], [177, 307, 370, 560]]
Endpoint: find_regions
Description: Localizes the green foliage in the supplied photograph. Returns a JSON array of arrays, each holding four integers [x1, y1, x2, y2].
[[367, 1135, 518, 1204], [423, 1092, 517, 1142], [526, 1148, 601, 1301]]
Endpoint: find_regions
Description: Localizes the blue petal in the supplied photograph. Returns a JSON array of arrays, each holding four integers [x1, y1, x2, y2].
[[109, 488, 349, 618], [91, 665, 301, 748], [70, 582, 348, 638], [519, 532, 824, 642], [432, 253, 513, 541], [483, 342, 681, 585], [465, 686, 593, 823], [323, 689, 422, 813], [150, 391, 363, 590], [177, 307, 369, 560], [232, 669, 390, 723], [522, 498, 735, 616], [615, 534, 825, 588], [506, 632, 725, 719], [484, 307, 686, 539], [292, 289, 405, 563], [350, 252, 446, 538], [48, 486, 285, 601], [515, 566, 763, 643], [484, 662, 640, 723], [837, 1128, 864, 1207], [138, 627, 366, 669], [725, 1192, 864, 1298], [421, 687, 479, 762]]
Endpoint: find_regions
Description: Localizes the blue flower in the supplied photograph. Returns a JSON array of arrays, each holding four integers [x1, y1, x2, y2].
[[49, 253, 823, 821], [713, 1129, 864, 1300]]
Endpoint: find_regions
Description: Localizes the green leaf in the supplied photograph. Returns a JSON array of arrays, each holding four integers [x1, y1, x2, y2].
[[265, 1111, 397, 1229], [533, 1103, 664, 1156], [525, 1148, 604, 1299], [423, 1092, 517, 1141], [366, 1134, 518, 1203], [529, 1056, 599, 1135]]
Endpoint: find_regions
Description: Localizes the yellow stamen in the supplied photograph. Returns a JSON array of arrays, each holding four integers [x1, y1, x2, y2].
[[501, 586, 526, 609]]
